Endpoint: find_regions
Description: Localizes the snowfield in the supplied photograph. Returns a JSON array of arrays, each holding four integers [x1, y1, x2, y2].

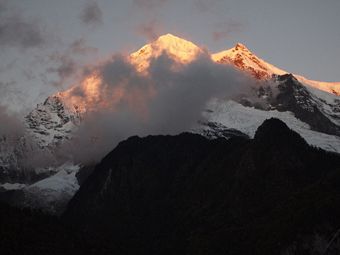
[[204, 99, 340, 153], [0, 163, 79, 214]]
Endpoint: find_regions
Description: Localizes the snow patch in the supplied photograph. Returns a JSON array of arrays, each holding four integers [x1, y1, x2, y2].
[[0, 163, 80, 215], [0, 182, 27, 190]]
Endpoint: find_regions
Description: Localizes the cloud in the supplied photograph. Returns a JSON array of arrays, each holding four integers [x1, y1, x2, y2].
[[193, 0, 222, 13], [136, 19, 162, 41], [212, 20, 244, 41], [132, 0, 168, 41], [0, 103, 57, 170], [70, 38, 98, 55], [0, 0, 8, 14], [0, 3, 46, 49], [45, 38, 98, 87], [58, 51, 255, 164], [0, 104, 24, 138], [133, 0, 169, 10], [79, 1, 103, 27], [0, 80, 27, 110], [47, 53, 77, 87], [190, 1, 245, 41]]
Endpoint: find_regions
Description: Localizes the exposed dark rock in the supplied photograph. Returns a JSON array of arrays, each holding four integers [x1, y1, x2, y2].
[[238, 74, 340, 136], [63, 118, 340, 254], [1, 119, 340, 254], [197, 121, 250, 140], [274, 74, 340, 136]]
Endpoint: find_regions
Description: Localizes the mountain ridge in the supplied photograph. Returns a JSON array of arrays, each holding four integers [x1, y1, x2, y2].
[[63, 118, 340, 254], [2, 33, 340, 169], [3, 33, 340, 164], [211, 39, 340, 95], [127, 33, 340, 95], [1, 33, 340, 213]]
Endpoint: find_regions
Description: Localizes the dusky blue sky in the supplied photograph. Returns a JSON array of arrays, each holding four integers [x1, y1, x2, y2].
[[1, 0, 339, 111]]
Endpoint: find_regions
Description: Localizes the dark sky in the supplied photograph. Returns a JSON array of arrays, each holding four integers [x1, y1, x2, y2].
[[1, 0, 339, 112]]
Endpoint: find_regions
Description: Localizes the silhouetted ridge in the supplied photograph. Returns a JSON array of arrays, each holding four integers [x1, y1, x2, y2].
[[61, 119, 340, 255], [1, 123, 339, 255], [251, 118, 315, 189], [277, 73, 297, 82], [254, 118, 308, 148]]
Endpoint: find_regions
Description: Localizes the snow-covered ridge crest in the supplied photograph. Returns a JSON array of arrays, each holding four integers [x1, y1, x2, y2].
[[129, 34, 339, 95], [212, 43, 286, 79], [294, 75, 340, 96], [212, 42, 340, 95], [130, 33, 203, 72]]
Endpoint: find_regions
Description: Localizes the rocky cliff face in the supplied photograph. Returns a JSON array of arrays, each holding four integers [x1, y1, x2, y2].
[[236, 74, 340, 136], [0, 93, 83, 213], [25, 93, 83, 148]]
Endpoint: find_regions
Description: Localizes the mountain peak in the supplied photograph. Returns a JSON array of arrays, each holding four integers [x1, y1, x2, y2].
[[130, 33, 201, 71], [234, 42, 250, 51], [156, 33, 184, 42], [212, 42, 340, 95], [153, 33, 200, 51], [212, 42, 287, 79]]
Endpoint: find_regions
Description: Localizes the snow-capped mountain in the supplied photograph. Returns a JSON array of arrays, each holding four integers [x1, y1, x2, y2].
[[0, 163, 80, 215], [230, 73, 340, 136], [130, 33, 202, 72], [3, 33, 340, 164], [127, 34, 340, 148], [0, 92, 82, 180], [1, 33, 340, 213], [25, 93, 83, 148], [212, 42, 340, 95], [212, 43, 287, 80], [200, 99, 340, 154], [0, 93, 84, 213], [128, 34, 340, 151], [3, 33, 340, 166]]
